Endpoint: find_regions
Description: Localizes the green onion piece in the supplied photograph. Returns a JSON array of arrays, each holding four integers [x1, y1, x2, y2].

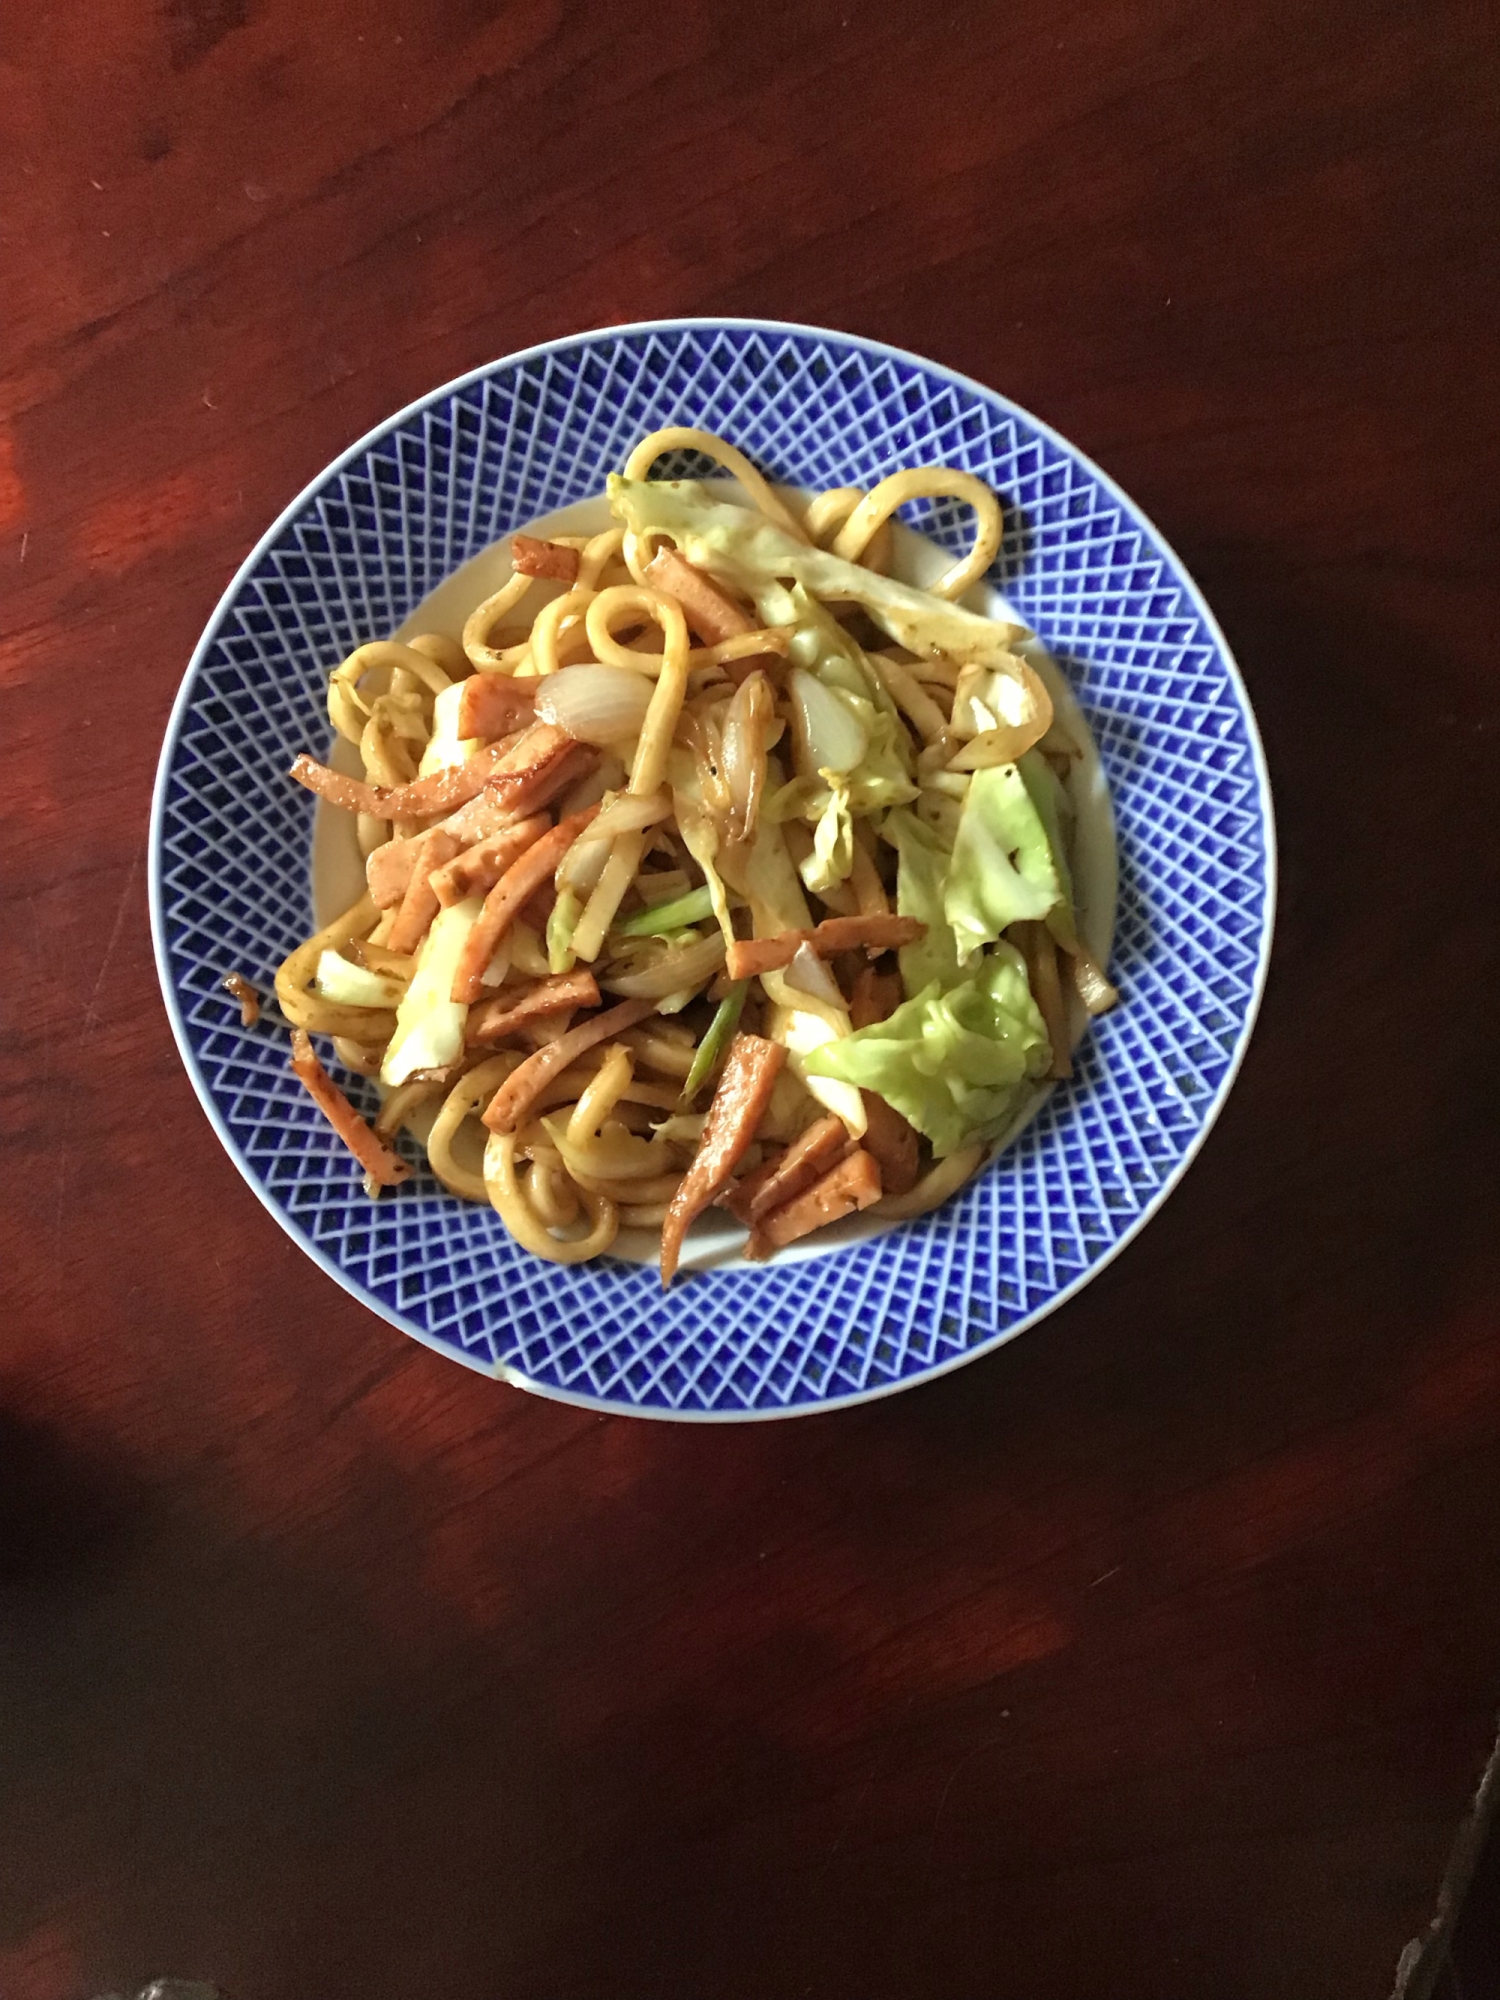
[[679, 982, 748, 1103], [547, 888, 582, 973], [616, 885, 717, 937]]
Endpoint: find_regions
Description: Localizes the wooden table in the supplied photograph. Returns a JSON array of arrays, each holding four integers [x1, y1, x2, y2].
[[4, 4, 1497, 1996]]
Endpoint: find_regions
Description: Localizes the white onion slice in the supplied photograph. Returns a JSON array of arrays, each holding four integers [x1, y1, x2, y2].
[[557, 833, 613, 897], [784, 941, 845, 1007], [590, 787, 672, 841], [535, 665, 654, 746], [603, 932, 727, 1001], [557, 790, 671, 896], [313, 950, 406, 1009], [722, 669, 774, 840], [787, 668, 868, 778]]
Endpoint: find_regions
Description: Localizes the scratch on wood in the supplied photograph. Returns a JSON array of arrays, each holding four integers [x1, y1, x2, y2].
[[81, 846, 144, 1036], [814, 1692, 916, 1884], [926, 1737, 1008, 1865]]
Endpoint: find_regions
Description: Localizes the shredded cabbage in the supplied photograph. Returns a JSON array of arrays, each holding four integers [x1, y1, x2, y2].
[[766, 999, 867, 1136], [803, 782, 854, 896], [381, 897, 482, 1086], [804, 946, 1050, 1157], [945, 762, 1066, 961], [881, 809, 962, 997], [716, 809, 814, 937], [609, 476, 1029, 666], [771, 586, 915, 816]]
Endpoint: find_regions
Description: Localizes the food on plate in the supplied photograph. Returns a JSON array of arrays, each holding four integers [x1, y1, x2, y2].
[[268, 426, 1118, 1281], [222, 971, 261, 1027], [288, 1029, 410, 1187]]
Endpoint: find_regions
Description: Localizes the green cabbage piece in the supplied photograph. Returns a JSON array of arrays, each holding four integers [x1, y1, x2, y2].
[[882, 807, 961, 996], [754, 586, 918, 877], [804, 782, 854, 896], [888, 752, 1080, 992], [609, 476, 1027, 665], [945, 762, 1065, 961], [779, 587, 916, 814], [547, 889, 582, 974], [803, 945, 1051, 1157]]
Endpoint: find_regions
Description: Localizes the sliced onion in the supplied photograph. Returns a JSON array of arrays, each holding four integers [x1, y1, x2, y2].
[[603, 932, 727, 1001], [787, 668, 868, 778], [722, 670, 773, 839], [313, 950, 406, 1008], [784, 941, 845, 1008], [534, 664, 654, 746], [482, 937, 511, 989], [556, 790, 671, 897], [591, 787, 672, 841], [557, 832, 613, 897], [946, 659, 1053, 770]]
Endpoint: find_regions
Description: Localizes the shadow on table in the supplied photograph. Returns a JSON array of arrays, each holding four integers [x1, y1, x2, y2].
[[0, 1406, 144, 1588]]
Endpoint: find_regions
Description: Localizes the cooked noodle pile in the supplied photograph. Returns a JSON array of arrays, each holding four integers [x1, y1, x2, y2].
[[267, 428, 1118, 1283]]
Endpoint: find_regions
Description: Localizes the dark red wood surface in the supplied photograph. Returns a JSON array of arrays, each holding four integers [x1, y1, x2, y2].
[[3, 3, 1498, 1996]]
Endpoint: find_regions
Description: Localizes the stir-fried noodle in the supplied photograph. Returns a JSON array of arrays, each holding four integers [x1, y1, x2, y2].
[[266, 428, 1119, 1283]]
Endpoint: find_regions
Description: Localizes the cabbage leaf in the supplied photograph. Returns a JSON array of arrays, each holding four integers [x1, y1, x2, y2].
[[804, 782, 854, 896], [881, 808, 961, 997], [803, 946, 1050, 1156], [609, 476, 1027, 666], [945, 762, 1065, 960]]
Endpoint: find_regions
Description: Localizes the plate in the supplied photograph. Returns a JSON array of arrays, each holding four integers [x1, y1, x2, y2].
[[150, 318, 1275, 1419]]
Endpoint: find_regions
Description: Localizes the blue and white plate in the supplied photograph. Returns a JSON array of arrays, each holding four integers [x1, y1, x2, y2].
[[150, 319, 1275, 1420]]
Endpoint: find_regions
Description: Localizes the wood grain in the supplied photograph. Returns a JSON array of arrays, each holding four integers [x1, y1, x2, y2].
[[2, 2, 1498, 1996]]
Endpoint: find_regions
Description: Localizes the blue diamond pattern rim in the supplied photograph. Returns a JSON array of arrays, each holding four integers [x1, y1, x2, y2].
[[149, 317, 1275, 1422]]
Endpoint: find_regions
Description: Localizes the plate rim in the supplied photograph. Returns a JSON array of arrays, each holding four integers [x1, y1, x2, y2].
[[148, 314, 1279, 1422]]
